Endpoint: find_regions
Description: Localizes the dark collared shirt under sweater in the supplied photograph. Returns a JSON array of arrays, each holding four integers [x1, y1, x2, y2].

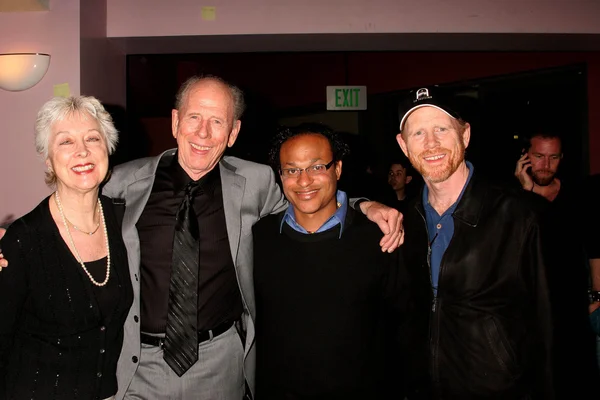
[[136, 153, 243, 333]]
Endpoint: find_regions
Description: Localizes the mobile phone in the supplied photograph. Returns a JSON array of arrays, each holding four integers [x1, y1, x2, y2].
[[521, 150, 533, 176]]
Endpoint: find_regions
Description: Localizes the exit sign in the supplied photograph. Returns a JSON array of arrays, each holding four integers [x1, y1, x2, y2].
[[326, 86, 367, 110]]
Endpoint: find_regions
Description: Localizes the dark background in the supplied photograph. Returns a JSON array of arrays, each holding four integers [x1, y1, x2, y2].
[[116, 52, 588, 196]]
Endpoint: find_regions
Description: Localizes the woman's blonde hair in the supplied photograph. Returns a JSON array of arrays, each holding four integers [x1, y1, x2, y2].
[[35, 96, 118, 187]]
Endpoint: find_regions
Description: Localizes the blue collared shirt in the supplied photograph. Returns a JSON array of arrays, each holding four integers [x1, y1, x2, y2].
[[280, 190, 348, 238], [423, 161, 474, 294]]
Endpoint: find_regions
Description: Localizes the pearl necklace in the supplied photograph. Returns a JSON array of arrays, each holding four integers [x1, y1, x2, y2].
[[54, 191, 111, 287]]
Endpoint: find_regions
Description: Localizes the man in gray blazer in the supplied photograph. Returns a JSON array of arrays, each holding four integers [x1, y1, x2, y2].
[[0, 75, 403, 399]]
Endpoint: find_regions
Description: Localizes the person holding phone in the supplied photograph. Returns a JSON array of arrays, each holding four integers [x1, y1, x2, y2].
[[514, 134, 562, 201], [514, 131, 599, 397]]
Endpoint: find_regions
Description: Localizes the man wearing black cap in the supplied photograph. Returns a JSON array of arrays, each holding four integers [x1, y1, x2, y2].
[[396, 87, 555, 399]]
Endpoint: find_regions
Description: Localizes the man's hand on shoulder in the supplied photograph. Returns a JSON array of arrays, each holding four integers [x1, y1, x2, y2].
[[360, 201, 404, 253]]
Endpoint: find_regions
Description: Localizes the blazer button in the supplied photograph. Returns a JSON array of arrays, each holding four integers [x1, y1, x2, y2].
[[100, 326, 106, 332], [97, 372, 102, 378], [134, 315, 139, 323], [132, 356, 139, 363]]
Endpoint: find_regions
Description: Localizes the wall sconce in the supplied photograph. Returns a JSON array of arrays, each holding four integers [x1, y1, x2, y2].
[[0, 53, 51, 92]]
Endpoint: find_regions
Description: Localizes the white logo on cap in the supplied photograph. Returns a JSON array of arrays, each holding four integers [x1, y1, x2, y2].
[[415, 88, 432, 102]]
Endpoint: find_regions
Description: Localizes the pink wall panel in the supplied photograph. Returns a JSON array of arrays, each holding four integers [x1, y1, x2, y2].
[[3, 0, 600, 220], [107, 0, 600, 38], [0, 0, 81, 220], [80, 0, 126, 107]]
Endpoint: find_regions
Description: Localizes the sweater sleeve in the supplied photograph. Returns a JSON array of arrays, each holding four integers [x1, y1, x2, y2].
[[0, 221, 30, 399]]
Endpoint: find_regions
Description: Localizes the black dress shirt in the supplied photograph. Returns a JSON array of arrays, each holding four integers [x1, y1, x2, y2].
[[136, 153, 243, 333]]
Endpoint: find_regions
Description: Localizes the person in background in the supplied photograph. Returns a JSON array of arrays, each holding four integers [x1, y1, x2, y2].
[[514, 132, 562, 201], [386, 159, 414, 213], [0, 96, 133, 400], [515, 131, 599, 397]]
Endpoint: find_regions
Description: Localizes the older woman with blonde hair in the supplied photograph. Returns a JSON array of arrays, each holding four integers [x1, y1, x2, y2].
[[0, 96, 133, 400]]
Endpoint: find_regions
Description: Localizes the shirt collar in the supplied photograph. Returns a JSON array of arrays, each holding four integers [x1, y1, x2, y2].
[[279, 190, 348, 238], [423, 161, 474, 218], [169, 151, 220, 197]]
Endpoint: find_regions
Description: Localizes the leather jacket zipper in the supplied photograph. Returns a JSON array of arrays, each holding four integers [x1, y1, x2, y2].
[[418, 205, 441, 393], [427, 233, 441, 389], [427, 242, 438, 312], [430, 225, 458, 397], [417, 206, 437, 310]]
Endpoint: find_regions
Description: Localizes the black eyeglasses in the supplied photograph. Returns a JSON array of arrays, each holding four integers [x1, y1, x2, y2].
[[280, 160, 335, 178]]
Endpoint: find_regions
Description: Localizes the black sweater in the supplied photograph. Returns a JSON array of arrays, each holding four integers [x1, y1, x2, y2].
[[253, 208, 408, 400], [0, 195, 133, 400]]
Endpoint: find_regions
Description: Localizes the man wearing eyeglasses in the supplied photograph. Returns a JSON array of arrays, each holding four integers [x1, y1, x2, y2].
[[252, 123, 408, 399]]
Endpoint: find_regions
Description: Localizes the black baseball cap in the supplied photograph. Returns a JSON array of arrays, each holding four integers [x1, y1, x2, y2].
[[398, 86, 461, 131]]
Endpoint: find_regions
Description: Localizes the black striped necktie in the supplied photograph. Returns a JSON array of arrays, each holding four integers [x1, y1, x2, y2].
[[164, 181, 201, 376]]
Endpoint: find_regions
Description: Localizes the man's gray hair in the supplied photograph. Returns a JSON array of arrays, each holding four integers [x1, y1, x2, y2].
[[35, 95, 119, 160], [175, 75, 246, 121]]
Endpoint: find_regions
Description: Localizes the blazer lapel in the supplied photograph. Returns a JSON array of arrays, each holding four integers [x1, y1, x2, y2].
[[120, 150, 173, 277], [220, 161, 245, 265]]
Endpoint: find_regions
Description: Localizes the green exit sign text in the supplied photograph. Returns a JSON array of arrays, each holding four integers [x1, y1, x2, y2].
[[326, 86, 367, 110]]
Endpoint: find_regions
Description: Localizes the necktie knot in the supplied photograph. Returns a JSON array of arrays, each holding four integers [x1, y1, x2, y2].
[[185, 181, 201, 199]]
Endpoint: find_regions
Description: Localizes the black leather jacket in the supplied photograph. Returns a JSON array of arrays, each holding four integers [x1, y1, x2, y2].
[[400, 172, 554, 400]]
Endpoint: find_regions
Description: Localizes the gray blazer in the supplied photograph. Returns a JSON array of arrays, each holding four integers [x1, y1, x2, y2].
[[102, 149, 287, 399]]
